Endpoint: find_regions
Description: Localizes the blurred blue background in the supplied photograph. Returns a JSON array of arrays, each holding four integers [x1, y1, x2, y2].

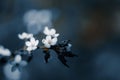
[[0, 0, 120, 80]]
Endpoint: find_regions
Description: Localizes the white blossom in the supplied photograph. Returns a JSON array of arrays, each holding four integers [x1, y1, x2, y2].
[[42, 36, 57, 48], [14, 55, 22, 63], [25, 37, 39, 52], [43, 27, 59, 37], [0, 46, 11, 56], [18, 32, 33, 40]]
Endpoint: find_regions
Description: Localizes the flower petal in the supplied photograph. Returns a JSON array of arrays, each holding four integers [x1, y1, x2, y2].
[[42, 39, 46, 44], [27, 34, 33, 39], [30, 37, 36, 44], [44, 44, 51, 48], [51, 38, 57, 45], [18, 32, 33, 39], [26, 47, 32, 52], [35, 40, 39, 46], [14, 55, 22, 63], [18, 34, 24, 39], [22, 32, 27, 36], [32, 46, 37, 50], [25, 41, 31, 47], [43, 27, 50, 35], [50, 29, 56, 35], [53, 33, 59, 37], [46, 36, 51, 41]]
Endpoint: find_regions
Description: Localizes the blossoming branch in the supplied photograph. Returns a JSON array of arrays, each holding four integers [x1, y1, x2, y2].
[[0, 26, 77, 72]]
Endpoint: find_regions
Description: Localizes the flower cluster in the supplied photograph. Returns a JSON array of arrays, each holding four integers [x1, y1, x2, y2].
[[18, 32, 39, 52], [0, 26, 77, 72], [42, 27, 59, 48], [41, 27, 77, 67], [25, 37, 39, 52], [9, 32, 39, 71]]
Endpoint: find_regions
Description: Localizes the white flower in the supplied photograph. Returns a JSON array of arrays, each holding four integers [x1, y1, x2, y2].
[[14, 55, 22, 63], [25, 37, 39, 52], [43, 27, 59, 37], [0, 46, 11, 56], [18, 32, 33, 40], [42, 36, 57, 48]]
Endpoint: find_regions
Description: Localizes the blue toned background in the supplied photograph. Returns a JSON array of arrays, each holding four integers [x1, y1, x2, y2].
[[0, 0, 120, 80]]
